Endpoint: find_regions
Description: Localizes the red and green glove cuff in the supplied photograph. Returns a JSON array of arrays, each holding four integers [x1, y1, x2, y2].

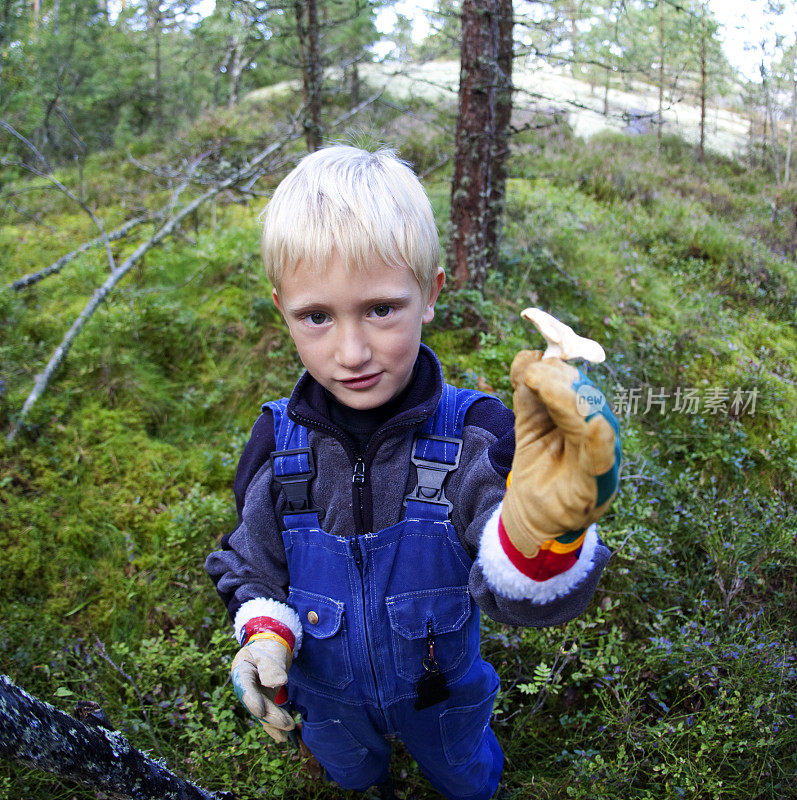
[[478, 503, 603, 602], [234, 599, 303, 708], [234, 598, 303, 652], [496, 512, 585, 581]]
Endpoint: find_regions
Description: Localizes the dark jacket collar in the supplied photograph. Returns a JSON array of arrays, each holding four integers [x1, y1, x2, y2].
[[286, 343, 444, 445]]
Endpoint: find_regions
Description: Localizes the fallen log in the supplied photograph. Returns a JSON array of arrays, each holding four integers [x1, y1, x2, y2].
[[0, 675, 230, 800], [4, 130, 300, 444], [6, 90, 383, 444]]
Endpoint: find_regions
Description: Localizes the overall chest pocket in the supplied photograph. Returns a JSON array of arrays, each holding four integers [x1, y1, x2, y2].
[[386, 586, 472, 686], [288, 588, 354, 691]]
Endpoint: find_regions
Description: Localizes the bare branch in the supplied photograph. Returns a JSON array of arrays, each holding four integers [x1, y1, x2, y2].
[[93, 639, 165, 762], [0, 120, 117, 274], [1, 195, 59, 230], [6, 92, 386, 443], [0, 118, 51, 170], [6, 132, 300, 442], [6, 214, 153, 292]]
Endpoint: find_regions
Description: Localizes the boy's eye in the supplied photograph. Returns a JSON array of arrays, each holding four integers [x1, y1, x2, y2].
[[372, 305, 392, 318], [307, 312, 328, 325]]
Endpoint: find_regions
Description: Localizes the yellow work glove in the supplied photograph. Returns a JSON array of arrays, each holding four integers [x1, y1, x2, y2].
[[230, 636, 295, 743], [501, 349, 621, 558]]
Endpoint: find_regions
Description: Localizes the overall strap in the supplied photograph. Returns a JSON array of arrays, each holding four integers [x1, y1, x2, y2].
[[403, 384, 488, 522], [264, 399, 323, 529]]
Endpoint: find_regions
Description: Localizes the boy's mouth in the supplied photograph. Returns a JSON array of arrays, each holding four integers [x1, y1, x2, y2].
[[339, 372, 382, 390]]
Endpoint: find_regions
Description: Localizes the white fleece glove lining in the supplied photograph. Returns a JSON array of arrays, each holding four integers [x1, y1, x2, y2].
[[233, 597, 304, 654]]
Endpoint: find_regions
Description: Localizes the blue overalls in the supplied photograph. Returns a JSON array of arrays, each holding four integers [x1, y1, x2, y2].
[[265, 384, 504, 800]]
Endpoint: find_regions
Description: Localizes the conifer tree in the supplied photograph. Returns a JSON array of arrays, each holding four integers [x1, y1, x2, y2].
[[448, 0, 513, 289]]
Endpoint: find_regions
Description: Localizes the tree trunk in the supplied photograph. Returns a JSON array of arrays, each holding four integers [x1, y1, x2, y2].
[[226, 33, 244, 109], [448, 0, 514, 290], [483, 0, 513, 275], [148, 0, 164, 132], [0, 676, 224, 800], [657, 0, 664, 151], [698, 7, 706, 162], [350, 59, 360, 106], [295, 0, 323, 151], [568, 0, 578, 76], [784, 46, 796, 184], [761, 61, 779, 181]]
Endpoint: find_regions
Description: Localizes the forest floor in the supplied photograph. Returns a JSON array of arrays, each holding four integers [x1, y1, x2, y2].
[[1, 81, 795, 800]]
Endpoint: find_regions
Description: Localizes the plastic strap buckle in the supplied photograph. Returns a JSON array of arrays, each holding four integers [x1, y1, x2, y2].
[[403, 435, 463, 513], [270, 447, 323, 517]]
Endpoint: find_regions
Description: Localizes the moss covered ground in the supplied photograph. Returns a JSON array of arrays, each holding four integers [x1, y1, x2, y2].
[[0, 98, 795, 799]]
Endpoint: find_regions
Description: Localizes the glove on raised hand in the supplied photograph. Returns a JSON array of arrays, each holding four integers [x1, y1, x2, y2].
[[231, 635, 295, 743], [501, 349, 620, 559]]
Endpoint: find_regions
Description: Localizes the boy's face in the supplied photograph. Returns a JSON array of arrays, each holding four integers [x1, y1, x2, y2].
[[273, 252, 445, 410]]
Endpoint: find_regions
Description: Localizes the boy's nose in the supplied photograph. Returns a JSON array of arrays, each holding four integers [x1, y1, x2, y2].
[[335, 326, 371, 370]]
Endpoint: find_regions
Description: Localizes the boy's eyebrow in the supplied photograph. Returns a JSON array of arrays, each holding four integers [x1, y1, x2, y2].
[[284, 292, 416, 317]]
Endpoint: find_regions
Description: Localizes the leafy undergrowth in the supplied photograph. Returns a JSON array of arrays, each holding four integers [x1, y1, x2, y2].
[[1, 104, 795, 800]]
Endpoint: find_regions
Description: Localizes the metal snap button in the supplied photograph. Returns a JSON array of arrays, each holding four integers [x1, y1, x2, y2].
[[307, 611, 319, 625]]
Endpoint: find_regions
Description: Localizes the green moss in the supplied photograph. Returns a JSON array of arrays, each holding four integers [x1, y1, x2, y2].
[[1, 102, 795, 800]]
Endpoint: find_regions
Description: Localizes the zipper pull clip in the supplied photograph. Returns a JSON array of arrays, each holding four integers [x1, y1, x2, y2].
[[353, 458, 365, 485], [425, 620, 436, 668], [415, 619, 450, 711]]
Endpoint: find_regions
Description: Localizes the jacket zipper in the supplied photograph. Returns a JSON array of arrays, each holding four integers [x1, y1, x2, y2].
[[352, 457, 366, 534], [351, 459, 380, 702]]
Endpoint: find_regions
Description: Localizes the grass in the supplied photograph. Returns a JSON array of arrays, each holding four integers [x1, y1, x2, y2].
[[0, 100, 795, 799]]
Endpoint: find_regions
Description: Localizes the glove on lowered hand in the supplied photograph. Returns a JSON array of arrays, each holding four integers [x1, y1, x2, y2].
[[501, 349, 620, 559], [231, 635, 295, 743]]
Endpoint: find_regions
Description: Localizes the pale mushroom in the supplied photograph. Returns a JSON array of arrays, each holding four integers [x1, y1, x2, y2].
[[520, 307, 606, 363]]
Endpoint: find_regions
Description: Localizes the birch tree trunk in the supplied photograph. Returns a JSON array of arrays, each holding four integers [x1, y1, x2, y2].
[[448, 0, 514, 290]]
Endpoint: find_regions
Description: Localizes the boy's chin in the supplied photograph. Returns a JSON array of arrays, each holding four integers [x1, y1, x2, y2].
[[328, 377, 403, 411], [331, 389, 389, 411]]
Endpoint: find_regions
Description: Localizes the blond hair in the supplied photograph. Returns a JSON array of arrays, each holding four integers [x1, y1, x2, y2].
[[260, 145, 440, 294]]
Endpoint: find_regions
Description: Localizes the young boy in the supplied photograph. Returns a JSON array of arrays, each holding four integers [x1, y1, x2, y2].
[[205, 145, 621, 800]]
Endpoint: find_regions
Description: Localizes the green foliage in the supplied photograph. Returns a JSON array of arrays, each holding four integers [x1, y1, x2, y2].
[[1, 92, 796, 800]]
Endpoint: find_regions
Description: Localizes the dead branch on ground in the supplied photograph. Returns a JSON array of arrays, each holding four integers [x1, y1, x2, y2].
[[1, 118, 117, 272], [6, 214, 152, 291], [6, 88, 383, 443]]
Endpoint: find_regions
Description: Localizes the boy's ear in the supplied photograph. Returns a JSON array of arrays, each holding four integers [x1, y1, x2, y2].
[[422, 267, 446, 324], [271, 287, 283, 314]]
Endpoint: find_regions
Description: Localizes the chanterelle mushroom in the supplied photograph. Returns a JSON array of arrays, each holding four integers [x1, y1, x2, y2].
[[520, 307, 605, 363]]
